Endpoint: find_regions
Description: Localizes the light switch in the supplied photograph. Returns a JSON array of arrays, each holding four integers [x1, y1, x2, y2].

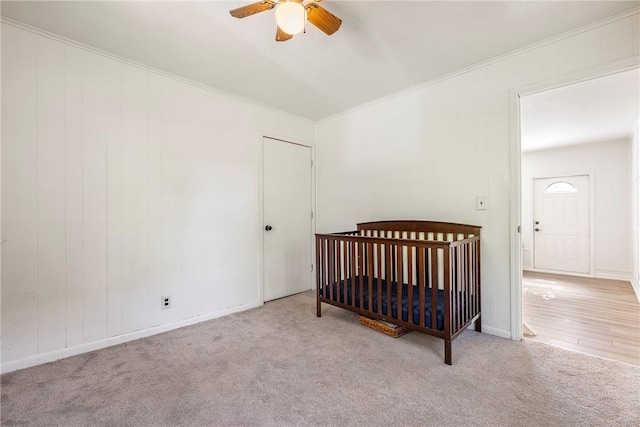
[[476, 197, 487, 210]]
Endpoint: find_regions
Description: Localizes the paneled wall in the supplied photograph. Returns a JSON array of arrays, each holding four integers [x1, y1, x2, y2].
[[1, 23, 315, 370], [316, 12, 639, 337], [521, 139, 631, 278]]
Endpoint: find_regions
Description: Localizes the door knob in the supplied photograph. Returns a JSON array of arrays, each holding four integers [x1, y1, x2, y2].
[[535, 228, 541, 232], [265, 225, 273, 231]]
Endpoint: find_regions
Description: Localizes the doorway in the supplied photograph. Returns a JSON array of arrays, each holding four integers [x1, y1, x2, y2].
[[262, 136, 313, 302], [514, 68, 639, 364], [533, 175, 590, 274]]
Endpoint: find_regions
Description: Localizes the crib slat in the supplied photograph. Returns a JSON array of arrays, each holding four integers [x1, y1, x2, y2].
[[385, 240, 392, 318], [444, 248, 452, 364], [431, 247, 438, 330], [457, 246, 462, 330], [455, 246, 460, 329], [337, 240, 343, 304], [476, 239, 481, 321], [343, 241, 348, 305], [323, 238, 327, 297], [418, 247, 425, 328], [469, 242, 474, 317], [328, 239, 335, 302], [396, 243, 403, 322], [359, 241, 364, 309], [465, 244, 470, 324], [343, 240, 348, 305], [367, 242, 374, 312], [473, 241, 478, 316], [458, 246, 468, 327], [335, 239, 340, 303], [465, 244, 469, 320], [377, 243, 383, 315], [475, 240, 480, 316], [351, 240, 355, 306], [450, 246, 455, 332], [408, 245, 414, 324], [451, 247, 462, 331], [462, 245, 468, 326], [349, 242, 357, 307], [344, 241, 349, 305]]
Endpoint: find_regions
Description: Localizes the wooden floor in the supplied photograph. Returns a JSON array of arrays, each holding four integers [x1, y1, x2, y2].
[[522, 271, 640, 365]]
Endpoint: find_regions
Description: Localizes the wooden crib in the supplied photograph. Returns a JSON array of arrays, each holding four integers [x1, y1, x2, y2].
[[315, 220, 481, 365]]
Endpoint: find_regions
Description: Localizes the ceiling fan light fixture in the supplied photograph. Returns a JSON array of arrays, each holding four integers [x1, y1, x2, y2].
[[275, 1, 306, 35]]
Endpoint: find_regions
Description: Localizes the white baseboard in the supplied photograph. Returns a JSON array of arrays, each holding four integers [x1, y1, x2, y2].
[[594, 269, 632, 281], [524, 266, 632, 282], [522, 267, 593, 278], [479, 325, 511, 340], [1, 300, 262, 374], [632, 276, 640, 303]]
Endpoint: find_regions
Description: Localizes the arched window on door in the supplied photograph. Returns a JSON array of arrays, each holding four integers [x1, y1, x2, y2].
[[545, 181, 577, 194]]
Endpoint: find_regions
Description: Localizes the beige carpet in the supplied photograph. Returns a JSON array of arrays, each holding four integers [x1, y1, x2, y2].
[[1, 291, 638, 426]]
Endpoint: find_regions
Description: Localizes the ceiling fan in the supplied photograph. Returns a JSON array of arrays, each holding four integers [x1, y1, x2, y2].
[[230, 0, 342, 42]]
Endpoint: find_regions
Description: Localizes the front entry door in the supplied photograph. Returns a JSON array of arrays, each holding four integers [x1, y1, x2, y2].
[[533, 175, 590, 274], [263, 137, 312, 301]]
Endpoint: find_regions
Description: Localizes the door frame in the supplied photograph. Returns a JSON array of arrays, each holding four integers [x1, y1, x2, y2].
[[528, 172, 595, 277], [258, 132, 316, 305], [509, 57, 639, 341]]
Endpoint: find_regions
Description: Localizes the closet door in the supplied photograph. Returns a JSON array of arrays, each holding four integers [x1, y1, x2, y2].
[[263, 137, 313, 301]]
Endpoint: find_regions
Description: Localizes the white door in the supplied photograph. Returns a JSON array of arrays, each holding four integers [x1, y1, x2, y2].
[[263, 137, 312, 301], [533, 175, 590, 274]]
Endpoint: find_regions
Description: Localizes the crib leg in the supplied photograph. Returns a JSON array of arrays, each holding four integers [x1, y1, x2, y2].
[[474, 316, 482, 333], [316, 297, 322, 317], [444, 341, 452, 365]]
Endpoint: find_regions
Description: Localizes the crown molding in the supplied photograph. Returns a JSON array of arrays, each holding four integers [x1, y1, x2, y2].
[[0, 16, 315, 125], [318, 7, 640, 123]]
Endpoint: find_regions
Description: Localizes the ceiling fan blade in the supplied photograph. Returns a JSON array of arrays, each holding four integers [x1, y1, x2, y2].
[[276, 26, 293, 42], [305, 3, 342, 35], [230, 1, 276, 19]]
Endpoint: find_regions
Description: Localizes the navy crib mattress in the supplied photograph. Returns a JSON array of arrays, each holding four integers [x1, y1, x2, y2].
[[320, 276, 446, 331]]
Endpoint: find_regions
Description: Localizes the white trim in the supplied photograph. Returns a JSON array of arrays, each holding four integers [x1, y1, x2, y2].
[[631, 276, 640, 303], [524, 266, 633, 283], [0, 17, 315, 126], [524, 267, 593, 279], [509, 89, 523, 342], [481, 325, 511, 340], [318, 8, 640, 124], [0, 300, 262, 374], [509, 60, 640, 342], [3, 9, 639, 125], [594, 270, 633, 281], [259, 133, 316, 304]]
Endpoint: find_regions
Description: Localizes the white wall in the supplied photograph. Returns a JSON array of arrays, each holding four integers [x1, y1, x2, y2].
[[631, 124, 640, 299], [1, 23, 315, 372], [521, 139, 631, 279], [316, 12, 639, 338]]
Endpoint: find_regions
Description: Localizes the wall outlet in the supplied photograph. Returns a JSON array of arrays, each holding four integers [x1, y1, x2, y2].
[[161, 296, 171, 310], [476, 196, 487, 210]]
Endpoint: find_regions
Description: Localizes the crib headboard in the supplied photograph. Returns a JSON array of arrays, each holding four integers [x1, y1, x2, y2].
[[356, 220, 481, 238]]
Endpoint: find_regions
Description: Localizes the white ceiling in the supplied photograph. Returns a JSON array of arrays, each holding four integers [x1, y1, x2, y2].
[[521, 69, 640, 152], [1, 1, 638, 120]]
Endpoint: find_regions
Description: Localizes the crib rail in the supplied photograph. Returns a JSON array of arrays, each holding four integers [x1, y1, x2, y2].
[[315, 221, 481, 364]]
